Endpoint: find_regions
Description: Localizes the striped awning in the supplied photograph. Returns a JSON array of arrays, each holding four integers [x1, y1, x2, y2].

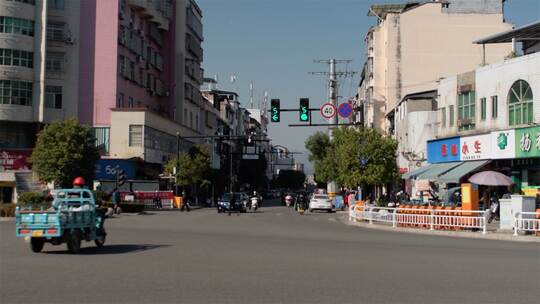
[[437, 160, 490, 184], [415, 162, 463, 181]]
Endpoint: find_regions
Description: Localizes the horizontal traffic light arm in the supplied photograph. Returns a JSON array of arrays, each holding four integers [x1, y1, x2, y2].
[[267, 108, 319, 112], [288, 123, 359, 127]]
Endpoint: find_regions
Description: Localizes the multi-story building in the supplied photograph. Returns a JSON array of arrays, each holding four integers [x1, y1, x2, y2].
[[355, 0, 513, 135], [1, 0, 81, 161], [0, 0, 206, 197], [405, 22, 540, 195], [0, 0, 83, 200], [82, 0, 205, 169]]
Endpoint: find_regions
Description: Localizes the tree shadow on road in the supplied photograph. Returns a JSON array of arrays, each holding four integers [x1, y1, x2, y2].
[[43, 244, 170, 255]]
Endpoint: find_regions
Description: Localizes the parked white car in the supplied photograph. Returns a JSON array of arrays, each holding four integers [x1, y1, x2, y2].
[[309, 195, 333, 213]]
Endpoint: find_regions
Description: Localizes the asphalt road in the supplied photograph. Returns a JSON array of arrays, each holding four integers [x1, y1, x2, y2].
[[1, 202, 539, 304]]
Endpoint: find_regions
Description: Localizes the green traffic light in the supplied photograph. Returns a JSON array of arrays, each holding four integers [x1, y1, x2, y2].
[[271, 107, 280, 122], [300, 106, 309, 121]]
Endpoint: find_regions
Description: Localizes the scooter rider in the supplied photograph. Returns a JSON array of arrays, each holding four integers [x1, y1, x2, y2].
[[295, 193, 307, 211], [250, 191, 260, 210]]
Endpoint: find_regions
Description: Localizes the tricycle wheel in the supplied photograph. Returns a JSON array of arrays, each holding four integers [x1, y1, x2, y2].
[[94, 236, 106, 247], [30, 237, 45, 253], [67, 230, 81, 253]]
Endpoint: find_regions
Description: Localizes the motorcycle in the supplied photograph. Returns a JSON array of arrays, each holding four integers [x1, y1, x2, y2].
[[285, 195, 293, 207], [250, 196, 259, 212]]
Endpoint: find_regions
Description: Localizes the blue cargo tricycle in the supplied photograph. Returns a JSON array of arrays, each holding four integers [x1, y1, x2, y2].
[[15, 189, 106, 253]]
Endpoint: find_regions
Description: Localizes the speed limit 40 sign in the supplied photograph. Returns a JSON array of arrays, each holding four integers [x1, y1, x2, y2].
[[320, 103, 337, 120]]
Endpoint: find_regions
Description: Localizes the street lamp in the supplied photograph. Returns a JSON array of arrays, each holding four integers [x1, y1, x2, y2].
[[176, 131, 181, 196]]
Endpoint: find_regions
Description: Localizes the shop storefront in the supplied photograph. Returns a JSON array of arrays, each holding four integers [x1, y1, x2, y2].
[[0, 149, 32, 204], [416, 126, 540, 194]]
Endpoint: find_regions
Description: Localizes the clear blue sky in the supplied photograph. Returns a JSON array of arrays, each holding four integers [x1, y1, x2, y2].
[[197, 0, 540, 173]]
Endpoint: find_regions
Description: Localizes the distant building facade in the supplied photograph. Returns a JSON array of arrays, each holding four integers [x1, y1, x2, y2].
[[355, 0, 513, 135]]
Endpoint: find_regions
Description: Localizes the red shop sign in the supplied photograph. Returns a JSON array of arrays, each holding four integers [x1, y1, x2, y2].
[[0, 149, 32, 171]]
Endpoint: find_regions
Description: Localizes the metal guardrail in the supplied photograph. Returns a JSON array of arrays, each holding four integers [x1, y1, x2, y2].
[[349, 206, 488, 234], [513, 212, 540, 236]]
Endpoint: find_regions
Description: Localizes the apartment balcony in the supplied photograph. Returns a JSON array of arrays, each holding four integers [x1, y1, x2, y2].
[[128, 0, 170, 31]]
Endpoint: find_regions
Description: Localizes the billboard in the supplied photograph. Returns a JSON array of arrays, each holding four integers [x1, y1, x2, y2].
[[95, 159, 136, 180], [0, 149, 32, 171]]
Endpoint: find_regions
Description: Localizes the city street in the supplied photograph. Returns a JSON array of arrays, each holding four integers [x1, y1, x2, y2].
[[1, 201, 539, 304]]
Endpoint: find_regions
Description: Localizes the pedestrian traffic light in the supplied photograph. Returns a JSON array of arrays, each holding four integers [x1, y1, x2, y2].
[[117, 169, 126, 186], [270, 99, 280, 122], [299, 98, 309, 122]]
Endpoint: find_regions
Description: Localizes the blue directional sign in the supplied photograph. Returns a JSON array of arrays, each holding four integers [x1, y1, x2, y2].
[[338, 102, 353, 118]]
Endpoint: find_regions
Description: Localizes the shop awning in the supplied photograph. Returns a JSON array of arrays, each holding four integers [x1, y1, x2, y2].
[[437, 160, 491, 184], [402, 165, 432, 179], [415, 162, 462, 180]]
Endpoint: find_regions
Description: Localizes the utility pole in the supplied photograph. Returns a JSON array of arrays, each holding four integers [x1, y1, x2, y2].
[[310, 59, 357, 197], [250, 82, 253, 109], [176, 132, 181, 196]]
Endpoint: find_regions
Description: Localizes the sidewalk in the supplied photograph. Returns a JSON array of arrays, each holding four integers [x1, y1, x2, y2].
[[342, 215, 540, 243]]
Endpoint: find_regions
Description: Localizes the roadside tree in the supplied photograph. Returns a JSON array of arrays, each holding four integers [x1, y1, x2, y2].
[[165, 145, 212, 191], [30, 119, 100, 188]]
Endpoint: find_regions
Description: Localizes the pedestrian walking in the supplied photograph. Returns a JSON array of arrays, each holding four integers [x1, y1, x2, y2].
[[112, 188, 121, 214], [347, 191, 355, 209], [181, 190, 191, 212], [154, 195, 162, 209]]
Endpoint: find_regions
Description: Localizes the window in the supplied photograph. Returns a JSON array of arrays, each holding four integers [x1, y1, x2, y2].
[[457, 91, 476, 131], [118, 55, 126, 77], [0, 48, 33, 68], [190, 111, 193, 129], [47, 0, 64, 10], [195, 114, 199, 131], [449, 105, 454, 127], [129, 125, 143, 147], [94, 127, 110, 155], [128, 97, 134, 108], [0, 17, 34, 36], [491, 96, 498, 119], [6, 0, 36, 5], [184, 109, 188, 124], [129, 61, 135, 80], [0, 80, 32, 106], [480, 97, 487, 121], [117, 93, 124, 108], [144, 126, 176, 154], [44, 86, 62, 109], [118, 26, 127, 46], [508, 80, 533, 126], [46, 22, 64, 41], [441, 107, 446, 127], [45, 52, 64, 73]]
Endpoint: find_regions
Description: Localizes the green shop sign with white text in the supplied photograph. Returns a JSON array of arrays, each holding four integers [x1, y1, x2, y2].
[[515, 126, 540, 158]]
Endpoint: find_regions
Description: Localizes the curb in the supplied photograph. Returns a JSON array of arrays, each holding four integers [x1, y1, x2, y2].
[[343, 217, 540, 243], [0, 217, 15, 222]]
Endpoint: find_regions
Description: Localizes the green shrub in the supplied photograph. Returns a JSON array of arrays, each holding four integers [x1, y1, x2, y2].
[[17, 192, 49, 209], [0, 203, 16, 217]]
